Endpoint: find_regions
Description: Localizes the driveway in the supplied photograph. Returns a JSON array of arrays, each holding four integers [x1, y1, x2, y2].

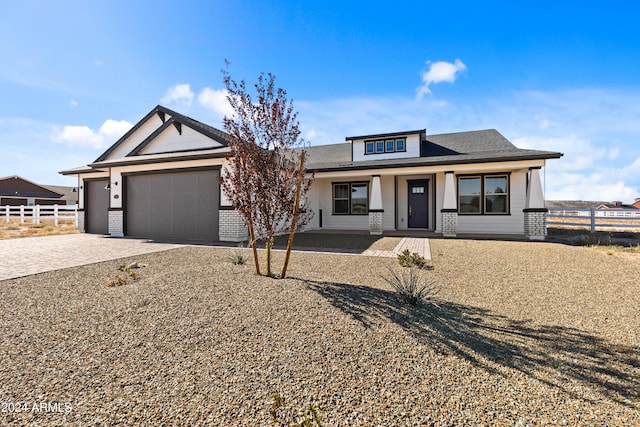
[[0, 234, 183, 281]]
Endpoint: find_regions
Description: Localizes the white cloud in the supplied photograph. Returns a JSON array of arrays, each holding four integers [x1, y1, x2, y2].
[[417, 59, 466, 98], [161, 83, 194, 107], [197, 87, 234, 119], [99, 119, 134, 139], [70, 100, 78, 108], [51, 119, 133, 149]]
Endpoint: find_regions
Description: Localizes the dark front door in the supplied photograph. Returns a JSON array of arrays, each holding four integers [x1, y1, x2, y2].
[[408, 179, 429, 228]]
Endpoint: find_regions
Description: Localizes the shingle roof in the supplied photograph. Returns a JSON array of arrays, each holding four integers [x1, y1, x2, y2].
[[305, 129, 562, 171]]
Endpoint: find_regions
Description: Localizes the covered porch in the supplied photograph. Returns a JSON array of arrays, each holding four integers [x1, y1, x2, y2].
[[307, 164, 548, 240]]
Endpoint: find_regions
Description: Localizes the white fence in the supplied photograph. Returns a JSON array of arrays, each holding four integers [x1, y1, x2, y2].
[[547, 208, 640, 232], [2, 204, 78, 227]]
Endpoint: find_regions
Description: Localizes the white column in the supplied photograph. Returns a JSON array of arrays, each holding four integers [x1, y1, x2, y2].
[[441, 171, 458, 237], [370, 175, 383, 210], [525, 167, 545, 209], [369, 175, 384, 235], [442, 172, 457, 210]]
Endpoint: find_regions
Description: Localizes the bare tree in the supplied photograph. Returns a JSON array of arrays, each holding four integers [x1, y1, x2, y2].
[[220, 69, 313, 277]]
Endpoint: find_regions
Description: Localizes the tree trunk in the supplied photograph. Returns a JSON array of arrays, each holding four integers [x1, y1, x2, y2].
[[265, 237, 273, 277], [280, 151, 306, 279], [247, 216, 260, 275]]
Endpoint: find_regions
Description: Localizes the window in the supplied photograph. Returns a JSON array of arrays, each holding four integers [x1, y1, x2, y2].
[[385, 140, 395, 152], [365, 142, 374, 154], [364, 138, 407, 155], [458, 174, 509, 214], [333, 182, 369, 215]]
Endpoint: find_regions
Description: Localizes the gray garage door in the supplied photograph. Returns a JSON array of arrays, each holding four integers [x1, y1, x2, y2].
[[126, 170, 219, 241], [86, 180, 110, 234]]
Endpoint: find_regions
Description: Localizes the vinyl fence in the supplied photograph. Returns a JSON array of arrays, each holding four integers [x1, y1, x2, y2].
[[2, 204, 78, 227], [547, 208, 640, 233]]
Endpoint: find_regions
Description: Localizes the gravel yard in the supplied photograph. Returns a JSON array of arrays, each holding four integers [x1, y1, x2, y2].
[[1, 239, 638, 426]]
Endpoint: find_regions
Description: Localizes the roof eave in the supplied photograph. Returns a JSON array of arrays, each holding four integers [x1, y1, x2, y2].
[[88, 150, 230, 169], [308, 152, 563, 173], [345, 129, 426, 141]]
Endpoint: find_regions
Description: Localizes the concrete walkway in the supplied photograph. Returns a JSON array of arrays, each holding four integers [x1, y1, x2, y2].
[[0, 234, 183, 281], [362, 237, 431, 260]]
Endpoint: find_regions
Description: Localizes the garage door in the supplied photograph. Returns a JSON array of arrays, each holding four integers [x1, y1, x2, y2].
[[126, 170, 219, 241], [86, 180, 110, 234]]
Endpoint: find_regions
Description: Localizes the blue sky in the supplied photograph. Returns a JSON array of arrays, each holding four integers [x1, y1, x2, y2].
[[1, 0, 639, 202]]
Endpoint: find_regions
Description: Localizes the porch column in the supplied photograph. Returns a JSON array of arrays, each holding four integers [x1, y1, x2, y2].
[[441, 171, 457, 237], [369, 175, 383, 235], [524, 167, 547, 241]]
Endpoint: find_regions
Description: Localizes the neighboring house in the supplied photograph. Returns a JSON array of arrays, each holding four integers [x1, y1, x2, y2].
[[60, 105, 563, 240], [633, 199, 640, 209], [0, 175, 77, 206]]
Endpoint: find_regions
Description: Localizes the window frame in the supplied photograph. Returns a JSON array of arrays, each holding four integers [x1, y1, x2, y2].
[[365, 141, 374, 154], [385, 139, 395, 152], [332, 181, 369, 215], [375, 140, 385, 153], [363, 138, 407, 155], [457, 173, 510, 215]]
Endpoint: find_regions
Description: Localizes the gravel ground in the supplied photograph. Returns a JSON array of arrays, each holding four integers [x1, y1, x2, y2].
[[1, 240, 638, 426]]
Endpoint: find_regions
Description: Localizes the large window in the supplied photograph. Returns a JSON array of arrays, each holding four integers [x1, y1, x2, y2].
[[333, 182, 369, 215], [458, 174, 509, 214], [365, 138, 406, 155]]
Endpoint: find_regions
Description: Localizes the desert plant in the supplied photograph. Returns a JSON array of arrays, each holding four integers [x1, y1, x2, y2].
[[228, 248, 249, 265], [270, 393, 322, 427], [106, 263, 144, 286], [382, 267, 438, 306], [397, 249, 433, 270]]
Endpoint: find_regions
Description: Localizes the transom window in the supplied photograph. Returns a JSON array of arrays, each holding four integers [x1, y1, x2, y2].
[[333, 182, 369, 215], [365, 138, 406, 155], [458, 174, 509, 214]]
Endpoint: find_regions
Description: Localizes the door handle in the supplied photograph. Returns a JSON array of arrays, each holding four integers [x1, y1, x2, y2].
[[409, 205, 412, 216]]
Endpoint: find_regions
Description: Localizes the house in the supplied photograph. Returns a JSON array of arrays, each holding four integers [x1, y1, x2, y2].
[[0, 175, 77, 206], [60, 105, 563, 241]]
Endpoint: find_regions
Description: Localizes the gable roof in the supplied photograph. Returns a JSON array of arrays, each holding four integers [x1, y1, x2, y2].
[[0, 175, 64, 198], [94, 105, 230, 163], [306, 129, 562, 171]]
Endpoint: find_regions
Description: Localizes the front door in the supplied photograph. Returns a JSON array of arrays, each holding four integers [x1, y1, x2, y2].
[[408, 179, 429, 228]]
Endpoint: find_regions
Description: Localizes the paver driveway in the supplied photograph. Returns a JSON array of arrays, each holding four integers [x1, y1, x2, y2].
[[0, 234, 183, 281]]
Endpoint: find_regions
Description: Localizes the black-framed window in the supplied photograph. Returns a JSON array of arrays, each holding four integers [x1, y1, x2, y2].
[[458, 174, 509, 214], [365, 138, 407, 155], [333, 182, 369, 215]]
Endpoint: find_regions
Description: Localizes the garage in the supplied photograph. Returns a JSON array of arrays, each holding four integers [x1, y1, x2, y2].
[[125, 169, 219, 241], [86, 179, 110, 234]]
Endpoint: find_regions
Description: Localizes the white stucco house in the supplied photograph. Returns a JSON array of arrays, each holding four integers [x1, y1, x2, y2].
[[61, 105, 563, 241]]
